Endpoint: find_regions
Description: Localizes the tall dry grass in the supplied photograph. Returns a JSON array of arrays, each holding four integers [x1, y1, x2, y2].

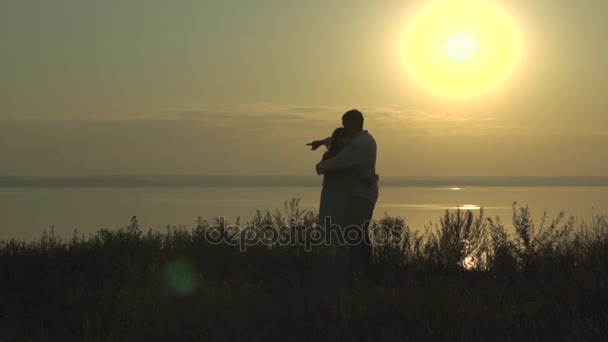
[[1, 199, 607, 341]]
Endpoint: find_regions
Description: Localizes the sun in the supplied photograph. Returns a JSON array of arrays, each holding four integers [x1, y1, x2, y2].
[[444, 32, 479, 62], [402, 0, 522, 98]]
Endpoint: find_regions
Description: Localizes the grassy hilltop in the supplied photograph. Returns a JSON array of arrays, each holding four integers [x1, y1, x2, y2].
[[1, 199, 607, 341]]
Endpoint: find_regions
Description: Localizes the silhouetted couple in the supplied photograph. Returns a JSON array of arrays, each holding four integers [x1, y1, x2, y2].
[[307, 109, 379, 279]]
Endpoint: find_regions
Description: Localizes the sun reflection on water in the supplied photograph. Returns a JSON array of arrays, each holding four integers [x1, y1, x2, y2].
[[460, 239, 476, 270], [449, 204, 481, 210]]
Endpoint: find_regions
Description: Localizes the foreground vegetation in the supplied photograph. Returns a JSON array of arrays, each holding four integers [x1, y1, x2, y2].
[[1, 200, 607, 341]]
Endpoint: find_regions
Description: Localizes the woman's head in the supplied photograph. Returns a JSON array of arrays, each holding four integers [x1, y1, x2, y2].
[[331, 127, 349, 148], [323, 127, 350, 161]]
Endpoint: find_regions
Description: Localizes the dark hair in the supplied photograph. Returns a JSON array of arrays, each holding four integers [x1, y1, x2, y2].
[[322, 128, 349, 162], [342, 109, 364, 130]]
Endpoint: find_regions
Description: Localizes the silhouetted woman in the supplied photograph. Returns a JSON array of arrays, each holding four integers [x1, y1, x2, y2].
[[318, 128, 354, 230]]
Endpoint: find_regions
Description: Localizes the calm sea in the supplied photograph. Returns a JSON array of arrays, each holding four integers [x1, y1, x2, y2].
[[1, 176, 608, 240]]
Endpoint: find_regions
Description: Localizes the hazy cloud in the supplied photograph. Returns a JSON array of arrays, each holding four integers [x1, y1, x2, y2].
[[1, 101, 530, 138], [156, 103, 529, 138]]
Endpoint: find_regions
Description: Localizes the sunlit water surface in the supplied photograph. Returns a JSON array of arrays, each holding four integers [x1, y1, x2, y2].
[[2, 186, 608, 240]]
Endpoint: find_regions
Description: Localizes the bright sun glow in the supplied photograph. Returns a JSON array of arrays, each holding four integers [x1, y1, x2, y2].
[[444, 32, 479, 62], [402, 0, 522, 98]]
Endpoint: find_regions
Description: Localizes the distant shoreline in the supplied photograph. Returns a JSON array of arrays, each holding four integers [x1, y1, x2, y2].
[[2, 175, 608, 188]]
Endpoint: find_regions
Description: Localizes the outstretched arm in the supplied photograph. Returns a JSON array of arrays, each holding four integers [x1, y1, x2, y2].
[[306, 137, 332, 151]]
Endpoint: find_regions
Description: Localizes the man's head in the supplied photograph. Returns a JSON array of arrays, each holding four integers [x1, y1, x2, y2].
[[342, 109, 364, 136]]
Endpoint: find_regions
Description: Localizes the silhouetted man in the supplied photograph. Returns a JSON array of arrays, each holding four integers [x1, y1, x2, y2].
[[309, 109, 379, 277]]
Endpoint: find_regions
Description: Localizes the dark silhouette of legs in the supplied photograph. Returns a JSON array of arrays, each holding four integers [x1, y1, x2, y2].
[[343, 196, 375, 278]]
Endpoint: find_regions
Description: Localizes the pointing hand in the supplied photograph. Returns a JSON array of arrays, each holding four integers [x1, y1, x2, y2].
[[306, 140, 325, 151]]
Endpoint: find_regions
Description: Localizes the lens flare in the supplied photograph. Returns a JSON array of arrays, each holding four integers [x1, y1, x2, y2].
[[165, 259, 199, 295]]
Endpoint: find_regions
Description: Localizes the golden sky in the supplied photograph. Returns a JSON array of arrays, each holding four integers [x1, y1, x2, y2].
[[1, 0, 607, 176]]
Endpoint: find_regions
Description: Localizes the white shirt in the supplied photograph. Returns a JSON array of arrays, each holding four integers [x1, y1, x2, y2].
[[315, 130, 379, 203]]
